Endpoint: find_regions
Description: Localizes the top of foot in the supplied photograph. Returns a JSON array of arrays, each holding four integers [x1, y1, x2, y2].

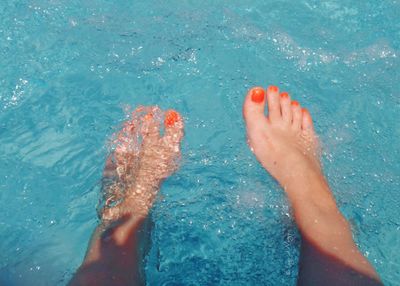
[[101, 106, 184, 221], [243, 85, 321, 189]]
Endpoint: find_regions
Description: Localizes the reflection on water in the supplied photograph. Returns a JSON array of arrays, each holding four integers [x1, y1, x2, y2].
[[0, 0, 399, 285]]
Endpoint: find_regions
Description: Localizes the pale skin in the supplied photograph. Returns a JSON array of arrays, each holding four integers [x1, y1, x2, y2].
[[70, 87, 381, 285], [243, 85, 382, 285]]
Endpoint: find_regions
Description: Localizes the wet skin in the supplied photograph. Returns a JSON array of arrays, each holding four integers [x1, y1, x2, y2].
[[243, 86, 382, 285], [69, 107, 184, 286], [70, 86, 382, 285]]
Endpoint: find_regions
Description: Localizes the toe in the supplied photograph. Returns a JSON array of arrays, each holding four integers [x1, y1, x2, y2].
[[280, 92, 292, 124], [243, 87, 267, 128], [103, 156, 118, 179], [301, 108, 314, 131], [141, 107, 162, 142], [114, 118, 139, 159], [163, 109, 184, 148], [291, 101, 302, 130], [266, 85, 281, 122], [140, 107, 163, 152]]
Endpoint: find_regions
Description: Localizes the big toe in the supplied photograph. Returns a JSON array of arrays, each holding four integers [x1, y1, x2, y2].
[[243, 87, 268, 132], [163, 109, 184, 149]]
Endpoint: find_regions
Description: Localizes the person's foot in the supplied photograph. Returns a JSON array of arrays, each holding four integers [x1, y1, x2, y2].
[[101, 106, 184, 221], [243, 85, 322, 191], [243, 86, 383, 284]]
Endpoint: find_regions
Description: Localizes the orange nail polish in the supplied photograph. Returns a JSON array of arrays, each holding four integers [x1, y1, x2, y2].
[[268, 85, 279, 93], [251, 88, 265, 103], [280, 92, 289, 99], [164, 110, 180, 127], [302, 108, 308, 114], [291, 101, 299, 107]]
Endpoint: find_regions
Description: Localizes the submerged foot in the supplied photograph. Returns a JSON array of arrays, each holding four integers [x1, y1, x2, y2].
[[243, 86, 322, 190], [101, 106, 184, 221]]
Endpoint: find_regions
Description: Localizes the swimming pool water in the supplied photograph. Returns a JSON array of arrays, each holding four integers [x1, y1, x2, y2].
[[0, 1, 399, 285]]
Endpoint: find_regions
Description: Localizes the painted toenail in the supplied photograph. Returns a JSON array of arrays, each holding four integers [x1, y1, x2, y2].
[[280, 92, 289, 99], [164, 110, 180, 127], [251, 88, 265, 103], [268, 85, 279, 93], [291, 101, 299, 107]]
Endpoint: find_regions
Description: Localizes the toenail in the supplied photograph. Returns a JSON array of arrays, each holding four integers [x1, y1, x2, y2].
[[164, 110, 180, 127], [251, 88, 265, 103], [291, 101, 299, 107], [268, 85, 279, 93], [280, 92, 289, 99], [302, 108, 309, 114]]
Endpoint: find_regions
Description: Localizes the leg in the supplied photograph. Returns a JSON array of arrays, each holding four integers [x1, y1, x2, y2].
[[243, 86, 382, 285], [69, 107, 184, 286]]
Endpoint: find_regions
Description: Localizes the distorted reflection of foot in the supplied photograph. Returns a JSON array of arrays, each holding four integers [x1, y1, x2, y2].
[[69, 106, 184, 286], [101, 106, 184, 220]]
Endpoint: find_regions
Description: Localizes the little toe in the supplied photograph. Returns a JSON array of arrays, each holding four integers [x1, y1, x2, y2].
[[266, 85, 281, 122]]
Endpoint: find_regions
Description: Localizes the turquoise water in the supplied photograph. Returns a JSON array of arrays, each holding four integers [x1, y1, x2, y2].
[[0, 0, 399, 285]]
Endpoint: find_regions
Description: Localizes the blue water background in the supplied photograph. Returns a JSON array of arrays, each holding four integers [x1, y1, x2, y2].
[[0, 1, 399, 285]]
